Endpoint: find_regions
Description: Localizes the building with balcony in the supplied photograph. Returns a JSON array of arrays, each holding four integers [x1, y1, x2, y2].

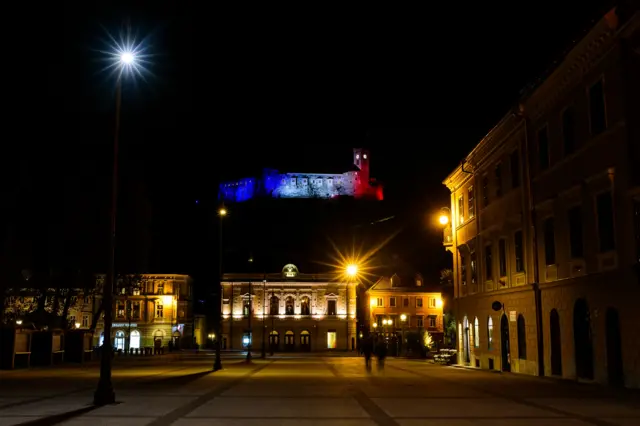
[[366, 274, 444, 345], [221, 264, 357, 352], [93, 274, 195, 351], [443, 5, 640, 387]]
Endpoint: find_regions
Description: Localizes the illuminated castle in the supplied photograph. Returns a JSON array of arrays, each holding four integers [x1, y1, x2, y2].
[[219, 148, 384, 202]]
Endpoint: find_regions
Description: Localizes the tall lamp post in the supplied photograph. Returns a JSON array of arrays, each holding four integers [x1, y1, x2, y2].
[[400, 314, 407, 356], [94, 50, 136, 406], [261, 278, 267, 359], [214, 206, 227, 371], [345, 264, 358, 351]]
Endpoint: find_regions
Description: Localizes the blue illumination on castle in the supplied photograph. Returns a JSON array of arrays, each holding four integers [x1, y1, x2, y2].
[[219, 148, 384, 203]]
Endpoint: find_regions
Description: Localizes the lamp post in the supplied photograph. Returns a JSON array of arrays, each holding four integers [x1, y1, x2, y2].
[[214, 207, 227, 371], [400, 314, 407, 356], [270, 287, 275, 356], [261, 278, 266, 359], [345, 264, 358, 351], [94, 50, 135, 406]]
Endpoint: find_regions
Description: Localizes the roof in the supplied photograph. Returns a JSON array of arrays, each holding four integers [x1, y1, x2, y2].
[[367, 273, 439, 293]]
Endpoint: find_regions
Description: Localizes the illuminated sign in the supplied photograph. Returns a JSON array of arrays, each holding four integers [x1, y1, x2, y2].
[[112, 323, 137, 327], [282, 264, 299, 278]]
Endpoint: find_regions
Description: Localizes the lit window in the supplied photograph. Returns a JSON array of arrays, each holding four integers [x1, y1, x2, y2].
[[156, 303, 163, 318], [356, 154, 360, 159], [327, 331, 337, 349], [416, 298, 423, 307], [363, 154, 367, 159], [474, 317, 479, 347]]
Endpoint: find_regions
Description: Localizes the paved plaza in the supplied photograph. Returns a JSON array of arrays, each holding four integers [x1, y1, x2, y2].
[[0, 354, 639, 425]]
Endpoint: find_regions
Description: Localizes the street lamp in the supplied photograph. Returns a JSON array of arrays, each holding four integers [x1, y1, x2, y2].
[[94, 47, 138, 407], [345, 264, 358, 351], [214, 206, 227, 371], [438, 207, 451, 226], [400, 314, 407, 356]]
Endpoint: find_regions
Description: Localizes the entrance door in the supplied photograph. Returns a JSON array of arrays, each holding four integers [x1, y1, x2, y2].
[[269, 331, 279, 352], [284, 330, 295, 351], [300, 330, 311, 351], [115, 331, 125, 351], [500, 314, 511, 372], [605, 308, 624, 386], [550, 309, 562, 376], [463, 317, 470, 364], [573, 298, 594, 380]]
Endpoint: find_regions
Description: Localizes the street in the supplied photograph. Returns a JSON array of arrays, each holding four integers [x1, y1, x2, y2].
[[0, 354, 638, 425]]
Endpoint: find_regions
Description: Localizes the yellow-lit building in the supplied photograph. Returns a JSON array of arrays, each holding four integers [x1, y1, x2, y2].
[[366, 274, 444, 343], [93, 274, 195, 351], [221, 264, 357, 351]]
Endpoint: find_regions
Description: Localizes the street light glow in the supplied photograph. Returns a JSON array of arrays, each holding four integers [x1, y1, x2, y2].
[[439, 214, 449, 225], [96, 27, 153, 81], [219, 208, 227, 216], [120, 51, 134, 64], [346, 264, 358, 277]]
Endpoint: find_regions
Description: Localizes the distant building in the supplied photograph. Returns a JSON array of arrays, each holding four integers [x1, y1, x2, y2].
[[218, 148, 383, 202], [221, 264, 357, 351], [366, 274, 444, 346], [443, 6, 640, 387]]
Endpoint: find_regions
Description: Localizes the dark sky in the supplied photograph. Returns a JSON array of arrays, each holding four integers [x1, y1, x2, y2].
[[14, 0, 618, 288]]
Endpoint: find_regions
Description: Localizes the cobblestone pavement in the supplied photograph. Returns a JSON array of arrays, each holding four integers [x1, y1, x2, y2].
[[0, 355, 638, 425]]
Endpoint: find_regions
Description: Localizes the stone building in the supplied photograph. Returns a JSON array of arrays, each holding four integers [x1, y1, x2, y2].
[[366, 274, 444, 345], [221, 264, 357, 351], [218, 148, 383, 202], [93, 274, 195, 351], [443, 5, 640, 387]]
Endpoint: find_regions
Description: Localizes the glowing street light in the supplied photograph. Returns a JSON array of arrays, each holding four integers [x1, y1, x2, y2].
[[120, 51, 134, 65], [219, 207, 227, 217], [346, 264, 358, 277], [439, 214, 449, 225]]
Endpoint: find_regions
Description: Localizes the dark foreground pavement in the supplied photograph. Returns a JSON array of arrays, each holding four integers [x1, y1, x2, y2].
[[0, 354, 638, 425]]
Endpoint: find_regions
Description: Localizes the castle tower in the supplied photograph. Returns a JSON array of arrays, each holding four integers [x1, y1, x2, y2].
[[353, 148, 370, 182]]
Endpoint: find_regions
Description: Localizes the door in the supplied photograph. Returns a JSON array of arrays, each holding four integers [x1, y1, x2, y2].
[[300, 330, 311, 351], [550, 309, 562, 376], [500, 314, 511, 372], [573, 298, 593, 380], [269, 331, 279, 352], [605, 308, 624, 386], [284, 331, 295, 351], [115, 331, 125, 351]]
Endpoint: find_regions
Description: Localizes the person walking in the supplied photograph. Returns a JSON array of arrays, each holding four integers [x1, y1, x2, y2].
[[376, 339, 387, 370], [362, 336, 374, 370]]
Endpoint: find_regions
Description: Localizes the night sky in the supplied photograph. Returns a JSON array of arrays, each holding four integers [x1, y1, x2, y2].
[[8, 1, 618, 293]]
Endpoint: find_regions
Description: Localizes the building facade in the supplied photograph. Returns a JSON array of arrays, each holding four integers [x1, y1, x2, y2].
[[218, 148, 384, 202], [221, 264, 357, 351], [443, 6, 640, 387], [366, 274, 444, 343], [93, 274, 195, 351]]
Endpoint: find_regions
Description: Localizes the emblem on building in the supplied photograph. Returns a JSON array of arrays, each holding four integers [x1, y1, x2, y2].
[[282, 264, 299, 278]]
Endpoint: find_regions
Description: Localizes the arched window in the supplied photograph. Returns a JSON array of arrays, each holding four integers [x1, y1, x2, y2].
[[115, 330, 125, 351], [270, 296, 279, 315], [517, 314, 527, 359], [301, 296, 310, 315], [285, 296, 294, 315], [130, 330, 141, 349], [487, 317, 494, 350], [474, 317, 480, 347]]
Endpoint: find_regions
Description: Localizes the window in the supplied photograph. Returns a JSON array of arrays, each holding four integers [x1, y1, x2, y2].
[[562, 107, 576, 156], [327, 330, 337, 349], [474, 317, 479, 347], [470, 252, 477, 285], [132, 301, 140, 319], [517, 315, 527, 359], [290, 178, 296, 185], [568, 206, 584, 258], [416, 298, 423, 308], [376, 297, 383, 307], [495, 164, 503, 197], [417, 316, 424, 327], [428, 298, 436, 308], [156, 302, 163, 318], [538, 126, 550, 171], [487, 317, 494, 350], [301, 297, 310, 315], [403, 298, 409, 307], [460, 252, 467, 286], [510, 150, 520, 189], [157, 283, 164, 295], [244, 299, 252, 317], [499, 239, 507, 277], [596, 191, 615, 252], [389, 297, 396, 307], [458, 195, 464, 225], [589, 79, 607, 135], [468, 186, 475, 218], [117, 302, 125, 318], [485, 244, 493, 280], [543, 217, 556, 265], [514, 231, 524, 272], [285, 296, 294, 315], [482, 176, 490, 207], [82, 315, 89, 328], [270, 296, 279, 315], [327, 300, 337, 316], [428, 316, 436, 328]]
